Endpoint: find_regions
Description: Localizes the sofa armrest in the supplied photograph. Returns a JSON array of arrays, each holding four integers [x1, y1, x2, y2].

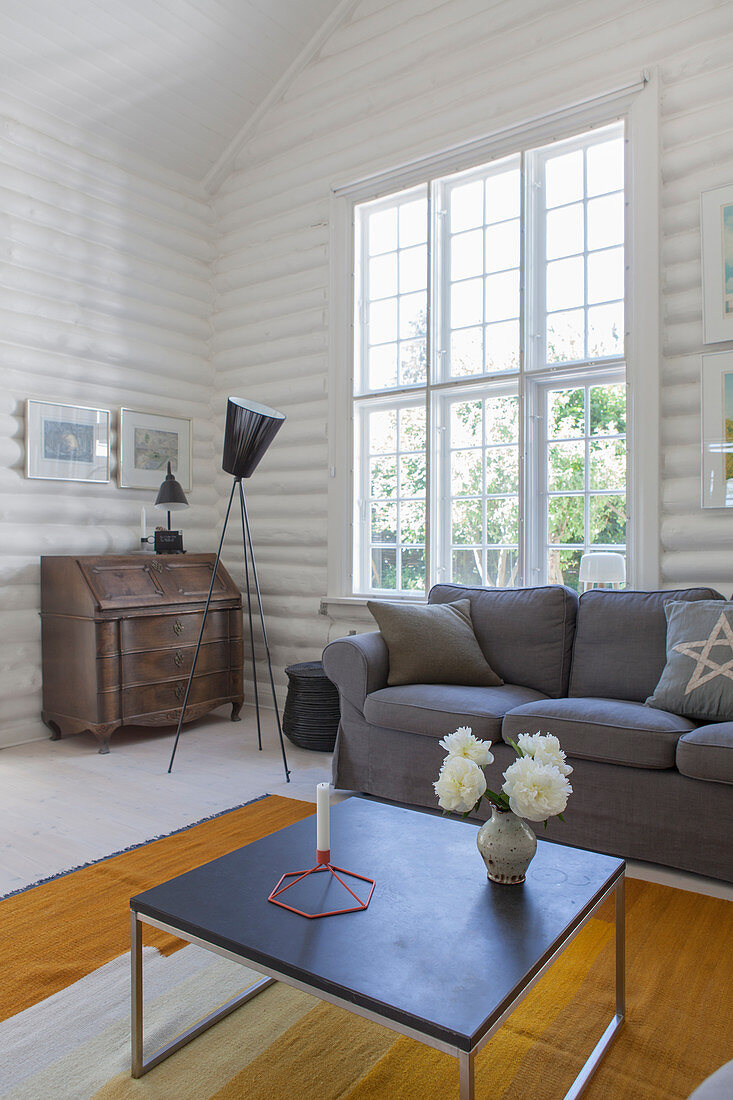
[[322, 632, 389, 714]]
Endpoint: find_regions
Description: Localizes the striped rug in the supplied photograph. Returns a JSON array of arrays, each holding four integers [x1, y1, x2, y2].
[[1, 795, 731, 1099]]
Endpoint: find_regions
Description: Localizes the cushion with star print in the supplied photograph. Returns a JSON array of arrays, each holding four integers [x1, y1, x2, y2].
[[646, 600, 733, 722]]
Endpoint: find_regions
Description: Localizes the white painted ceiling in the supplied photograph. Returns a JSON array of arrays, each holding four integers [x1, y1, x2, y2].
[[0, 0, 345, 182]]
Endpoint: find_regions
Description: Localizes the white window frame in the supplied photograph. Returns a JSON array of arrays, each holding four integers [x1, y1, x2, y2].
[[327, 73, 659, 603]]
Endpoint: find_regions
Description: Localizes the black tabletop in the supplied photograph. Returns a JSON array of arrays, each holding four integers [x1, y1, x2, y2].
[[131, 798, 623, 1052]]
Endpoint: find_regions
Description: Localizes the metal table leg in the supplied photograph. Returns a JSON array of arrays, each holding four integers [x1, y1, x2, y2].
[[459, 1050, 475, 1099]]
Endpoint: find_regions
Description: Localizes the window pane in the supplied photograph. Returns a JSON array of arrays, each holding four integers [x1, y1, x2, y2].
[[401, 547, 425, 590], [450, 327, 483, 376], [399, 245, 427, 293], [587, 138, 624, 197], [545, 149, 583, 208], [546, 309, 584, 363], [548, 388, 584, 438], [369, 298, 397, 344], [485, 168, 520, 222], [368, 207, 397, 255], [368, 344, 398, 389], [451, 449, 483, 495], [588, 302, 623, 358], [548, 495, 584, 544], [452, 548, 484, 585], [486, 446, 519, 493], [485, 395, 519, 444], [587, 247, 624, 304], [548, 547, 582, 590], [485, 320, 519, 373], [485, 547, 518, 587], [368, 409, 396, 452], [547, 441, 585, 491], [450, 180, 483, 232], [398, 406, 426, 452], [587, 193, 624, 250], [452, 499, 482, 544], [485, 269, 519, 322], [399, 339, 426, 385], [590, 439, 625, 490], [400, 501, 426, 543], [369, 252, 397, 298], [451, 400, 483, 446], [487, 497, 518, 544], [546, 203, 584, 260], [371, 502, 397, 543], [371, 548, 396, 588], [399, 197, 428, 246], [451, 278, 483, 328], [546, 256, 584, 312], [590, 384, 626, 435], [399, 291, 427, 340], [451, 230, 483, 280], [485, 219, 520, 272], [370, 455, 396, 497], [590, 494, 626, 544], [399, 453, 426, 498]]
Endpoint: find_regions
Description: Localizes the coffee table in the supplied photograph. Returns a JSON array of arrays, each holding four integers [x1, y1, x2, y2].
[[130, 798, 624, 1098]]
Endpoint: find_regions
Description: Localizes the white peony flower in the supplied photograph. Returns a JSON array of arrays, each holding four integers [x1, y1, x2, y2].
[[516, 732, 573, 777], [439, 726, 494, 767], [501, 755, 572, 822], [433, 755, 487, 814]]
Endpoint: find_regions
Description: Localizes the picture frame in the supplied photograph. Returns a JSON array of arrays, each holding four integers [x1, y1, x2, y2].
[[701, 184, 733, 344], [118, 408, 192, 491], [701, 351, 733, 507], [26, 400, 110, 482]]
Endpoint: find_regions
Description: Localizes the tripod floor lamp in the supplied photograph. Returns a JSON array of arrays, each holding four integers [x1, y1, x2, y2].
[[168, 397, 290, 780]]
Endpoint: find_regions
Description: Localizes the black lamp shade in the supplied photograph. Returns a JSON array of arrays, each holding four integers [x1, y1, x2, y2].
[[222, 397, 285, 479], [154, 461, 189, 511]]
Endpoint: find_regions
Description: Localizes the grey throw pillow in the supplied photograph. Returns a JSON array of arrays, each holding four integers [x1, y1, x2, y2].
[[367, 598, 503, 688], [646, 600, 733, 721]]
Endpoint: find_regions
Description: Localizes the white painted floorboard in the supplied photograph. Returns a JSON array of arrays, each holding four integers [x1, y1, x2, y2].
[[1, 706, 730, 904]]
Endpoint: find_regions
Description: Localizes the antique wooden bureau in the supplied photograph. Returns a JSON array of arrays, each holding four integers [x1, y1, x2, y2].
[[40, 554, 244, 753]]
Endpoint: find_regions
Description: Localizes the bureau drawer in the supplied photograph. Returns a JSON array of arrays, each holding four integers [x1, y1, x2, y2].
[[121, 641, 232, 686], [122, 671, 232, 719], [120, 610, 229, 653]]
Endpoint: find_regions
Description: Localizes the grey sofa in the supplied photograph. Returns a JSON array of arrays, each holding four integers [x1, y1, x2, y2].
[[323, 583, 733, 883]]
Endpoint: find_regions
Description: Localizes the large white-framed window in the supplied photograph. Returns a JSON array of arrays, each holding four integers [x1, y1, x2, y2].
[[328, 78, 659, 601]]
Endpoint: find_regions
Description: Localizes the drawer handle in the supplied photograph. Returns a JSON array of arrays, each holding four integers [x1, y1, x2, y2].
[[173, 618, 184, 636], [174, 650, 184, 668], [174, 683, 185, 701]]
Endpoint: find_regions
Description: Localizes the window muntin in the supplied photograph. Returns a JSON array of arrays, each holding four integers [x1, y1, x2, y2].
[[352, 124, 626, 597]]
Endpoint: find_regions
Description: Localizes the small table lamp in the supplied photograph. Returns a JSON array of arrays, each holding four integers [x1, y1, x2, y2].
[[579, 552, 626, 592], [153, 461, 189, 552]]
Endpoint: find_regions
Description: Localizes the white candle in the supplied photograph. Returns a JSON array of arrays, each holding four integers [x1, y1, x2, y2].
[[140, 506, 147, 541], [316, 782, 330, 851]]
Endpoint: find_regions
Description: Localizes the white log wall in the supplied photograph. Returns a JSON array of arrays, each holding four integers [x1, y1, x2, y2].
[[211, 0, 733, 697], [0, 113, 215, 748]]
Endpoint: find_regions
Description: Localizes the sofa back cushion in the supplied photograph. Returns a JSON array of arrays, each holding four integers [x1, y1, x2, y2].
[[569, 588, 725, 702], [428, 584, 578, 698]]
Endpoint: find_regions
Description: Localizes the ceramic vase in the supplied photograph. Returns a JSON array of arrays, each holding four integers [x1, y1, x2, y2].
[[476, 805, 537, 884]]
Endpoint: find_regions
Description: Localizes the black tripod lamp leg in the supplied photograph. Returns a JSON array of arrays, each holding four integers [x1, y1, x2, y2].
[[167, 479, 237, 773], [239, 482, 291, 783], [239, 482, 262, 751]]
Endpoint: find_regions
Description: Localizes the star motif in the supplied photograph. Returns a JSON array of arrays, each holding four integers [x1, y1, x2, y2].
[[672, 612, 733, 695]]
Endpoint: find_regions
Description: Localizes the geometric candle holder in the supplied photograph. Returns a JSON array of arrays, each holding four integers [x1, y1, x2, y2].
[[267, 847, 376, 919]]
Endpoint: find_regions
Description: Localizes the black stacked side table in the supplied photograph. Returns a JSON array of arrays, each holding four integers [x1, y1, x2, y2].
[[282, 661, 340, 751]]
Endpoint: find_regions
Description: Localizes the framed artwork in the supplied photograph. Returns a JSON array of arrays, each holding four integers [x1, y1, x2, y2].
[[701, 184, 733, 344], [701, 351, 733, 507], [118, 408, 192, 491], [26, 400, 110, 482]]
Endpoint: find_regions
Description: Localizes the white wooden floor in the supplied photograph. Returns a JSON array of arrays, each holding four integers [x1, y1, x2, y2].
[[1, 707, 731, 903]]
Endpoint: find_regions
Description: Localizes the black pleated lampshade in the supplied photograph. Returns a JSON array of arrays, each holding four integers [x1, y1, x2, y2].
[[222, 397, 285, 479]]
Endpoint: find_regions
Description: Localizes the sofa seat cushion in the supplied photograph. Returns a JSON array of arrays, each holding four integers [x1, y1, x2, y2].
[[676, 725, 733, 786], [502, 698, 696, 769], [363, 683, 547, 740]]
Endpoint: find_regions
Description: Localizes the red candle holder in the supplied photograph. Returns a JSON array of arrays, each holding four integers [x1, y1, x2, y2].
[[268, 848, 375, 918]]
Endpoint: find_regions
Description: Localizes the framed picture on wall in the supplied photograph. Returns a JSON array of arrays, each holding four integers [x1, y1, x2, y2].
[[26, 400, 110, 482], [701, 184, 733, 344], [118, 408, 192, 491], [701, 351, 733, 507]]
